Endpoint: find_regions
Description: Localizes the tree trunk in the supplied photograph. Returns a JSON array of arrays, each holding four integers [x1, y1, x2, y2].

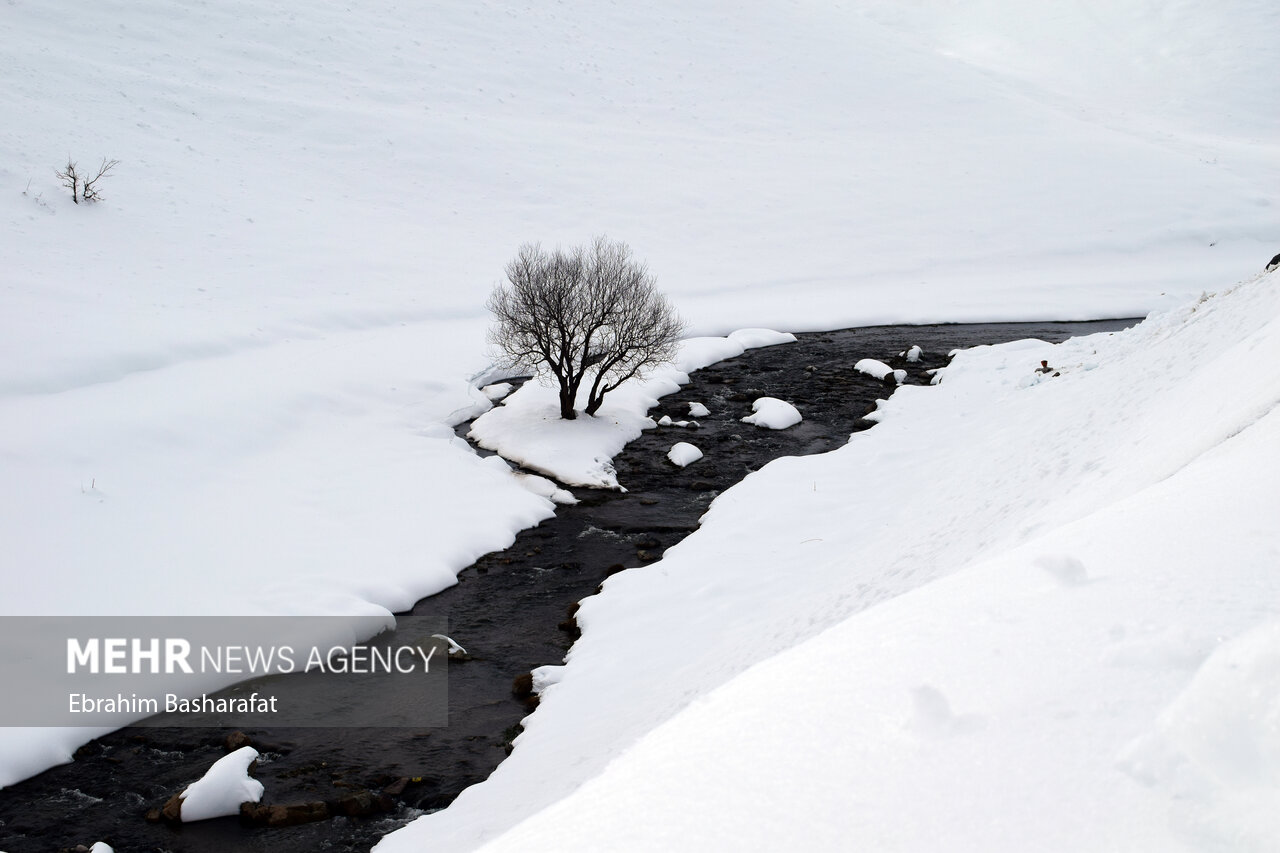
[[558, 384, 577, 419], [584, 369, 609, 416]]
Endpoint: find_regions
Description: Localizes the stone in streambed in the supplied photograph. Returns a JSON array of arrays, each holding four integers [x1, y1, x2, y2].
[[240, 800, 330, 827]]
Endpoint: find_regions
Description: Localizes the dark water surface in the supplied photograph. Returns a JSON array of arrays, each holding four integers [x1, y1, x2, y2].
[[0, 321, 1134, 852]]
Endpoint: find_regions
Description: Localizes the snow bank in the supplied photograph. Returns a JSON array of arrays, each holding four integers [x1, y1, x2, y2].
[[380, 270, 1280, 852], [468, 331, 792, 489], [666, 443, 703, 468], [727, 329, 797, 348], [740, 398, 802, 430], [178, 746, 264, 822], [480, 456, 577, 506], [515, 475, 577, 507]]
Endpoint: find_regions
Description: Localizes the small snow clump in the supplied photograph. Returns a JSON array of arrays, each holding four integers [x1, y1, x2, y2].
[[667, 442, 704, 467]]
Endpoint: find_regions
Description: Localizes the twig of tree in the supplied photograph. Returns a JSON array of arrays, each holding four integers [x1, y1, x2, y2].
[[81, 158, 118, 202], [54, 160, 79, 202]]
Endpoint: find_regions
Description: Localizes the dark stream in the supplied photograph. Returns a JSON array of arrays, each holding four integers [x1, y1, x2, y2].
[[0, 321, 1134, 852]]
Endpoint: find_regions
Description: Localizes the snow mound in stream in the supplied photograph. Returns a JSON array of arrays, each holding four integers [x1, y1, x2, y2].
[[179, 746, 264, 822], [856, 358, 906, 383], [667, 442, 704, 468], [740, 397, 802, 430]]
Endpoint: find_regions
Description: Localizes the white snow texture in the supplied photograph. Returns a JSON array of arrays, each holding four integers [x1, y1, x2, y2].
[[4, 0, 1280, 851]]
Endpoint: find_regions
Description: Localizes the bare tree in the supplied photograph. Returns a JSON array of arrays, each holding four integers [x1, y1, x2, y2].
[[487, 237, 684, 420], [55, 157, 118, 204]]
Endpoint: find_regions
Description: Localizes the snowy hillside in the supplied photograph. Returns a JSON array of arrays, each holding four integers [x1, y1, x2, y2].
[[381, 268, 1280, 853], [3, 0, 1279, 835]]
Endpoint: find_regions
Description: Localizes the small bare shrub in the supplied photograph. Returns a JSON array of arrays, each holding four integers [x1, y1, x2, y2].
[[55, 157, 119, 204]]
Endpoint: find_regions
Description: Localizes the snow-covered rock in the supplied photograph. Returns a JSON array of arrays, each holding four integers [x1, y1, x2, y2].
[[902, 345, 923, 362], [741, 398, 802, 430], [688, 402, 711, 418], [855, 358, 906, 383], [178, 746, 264, 822], [666, 442, 704, 468]]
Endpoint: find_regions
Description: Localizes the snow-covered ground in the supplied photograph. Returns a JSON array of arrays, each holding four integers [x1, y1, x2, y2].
[[3, 0, 1279, 846]]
